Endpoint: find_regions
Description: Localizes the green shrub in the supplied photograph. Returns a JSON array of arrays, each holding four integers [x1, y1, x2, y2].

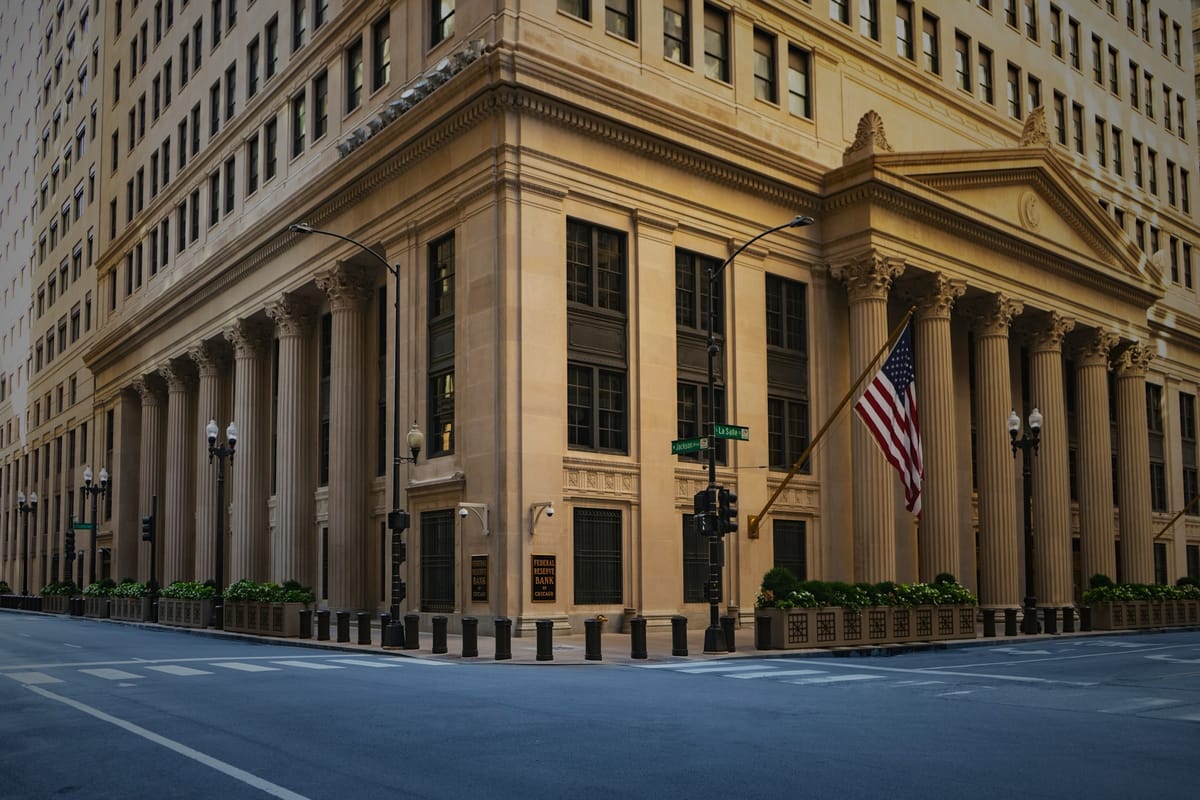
[[0, 581, 11, 594], [111, 579, 149, 598], [223, 579, 314, 604], [754, 572, 977, 608], [1089, 573, 1115, 589], [40, 581, 79, 596], [83, 578, 117, 597], [158, 581, 217, 600]]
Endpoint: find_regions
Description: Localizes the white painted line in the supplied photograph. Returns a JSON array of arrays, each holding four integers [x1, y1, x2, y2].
[[937, 691, 974, 696], [80, 668, 143, 681], [1169, 712, 1200, 722], [270, 661, 344, 670], [7, 672, 62, 685], [1099, 698, 1178, 714], [211, 662, 279, 673], [144, 665, 213, 676], [893, 680, 945, 686], [676, 664, 784, 674], [25, 685, 312, 800], [725, 669, 826, 680], [327, 658, 408, 668], [785, 674, 884, 685]]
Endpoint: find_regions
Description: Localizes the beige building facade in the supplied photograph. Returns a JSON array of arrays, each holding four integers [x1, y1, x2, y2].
[[3, 0, 1200, 632]]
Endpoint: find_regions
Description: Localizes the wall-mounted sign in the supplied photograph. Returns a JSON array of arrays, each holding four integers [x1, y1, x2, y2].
[[471, 555, 489, 603], [532, 554, 556, 603]]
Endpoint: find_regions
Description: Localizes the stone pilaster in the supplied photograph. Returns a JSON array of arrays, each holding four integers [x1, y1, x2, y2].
[[913, 274, 965, 582], [189, 341, 229, 582], [831, 253, 904, 583], [1114, 343, 1156, 583], [316, 264, 372, 610], [1072, 330, 1120, 586], [132, 374, 166, 585], [1026, 312, 1075, 607], [968, 294, 1024, 609], [160, 360, 197, 585], [266, 294, 314, 587], [222, 319, 272, 585]]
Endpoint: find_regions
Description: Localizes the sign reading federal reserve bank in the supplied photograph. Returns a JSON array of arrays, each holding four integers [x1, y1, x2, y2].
[[471, 555, 488, 602], [532, 554, 556, 603]]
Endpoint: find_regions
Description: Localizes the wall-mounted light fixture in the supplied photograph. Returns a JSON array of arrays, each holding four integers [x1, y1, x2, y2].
[[529, 501, 555, 536], [457, 502, 490, 536]]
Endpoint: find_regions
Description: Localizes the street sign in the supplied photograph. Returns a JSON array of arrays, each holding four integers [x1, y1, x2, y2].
[[71, 522, 95, 530], [713, 424, 750, 441], [671, 436, 709, 455]]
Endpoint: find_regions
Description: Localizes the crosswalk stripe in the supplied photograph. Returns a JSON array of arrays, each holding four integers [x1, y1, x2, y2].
[[144, 665, 212, 676], [725, 669, 826, 680], [80, 668, 143, 680], [676, 664, 782, 674], [1099, 698, 1177, 714], [271, 661, 344, 670], [7, 672, 62, 685], [326, 658, 408, 668], [211, 662, 279, 673], [785, 674, 884, 685]]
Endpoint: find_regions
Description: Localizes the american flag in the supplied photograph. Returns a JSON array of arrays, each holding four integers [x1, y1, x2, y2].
[[854, 323, 923, 516]]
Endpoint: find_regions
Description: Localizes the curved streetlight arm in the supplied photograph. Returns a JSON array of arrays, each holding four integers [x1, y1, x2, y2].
[[707, 215, 815, 287], [288, 223, 397, 278]]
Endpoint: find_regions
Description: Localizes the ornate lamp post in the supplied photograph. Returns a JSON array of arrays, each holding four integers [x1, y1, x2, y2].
[[16, 491, 37, 595], [1009, 407, 1043, 635], [207, 419, 238, 628], [82, 466, 109, 586]]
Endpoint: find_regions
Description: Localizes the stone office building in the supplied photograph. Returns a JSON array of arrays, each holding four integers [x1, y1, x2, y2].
[[3, 0, 1200, 632]]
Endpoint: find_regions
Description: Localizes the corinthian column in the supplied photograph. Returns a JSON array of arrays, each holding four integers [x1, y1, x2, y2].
[[831, 253, 905, 583], [133, 375, 166, 585], [969, 294, 1024, 609], [317, 264, 371, 610], [189, 341, 230, 582], [1026, 312, 1075, 607], [160, 360, 197, 585], [1114, 343, 1156, 583], [222, 319, 272, 585], [266, 294, 314, 588], [913, 274, 965, 582], [1072, 330, 1119, 586]]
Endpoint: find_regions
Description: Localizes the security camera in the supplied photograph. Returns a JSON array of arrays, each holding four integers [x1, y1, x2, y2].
[[458, 506, 469, 519], [545, 505, 554, 518]]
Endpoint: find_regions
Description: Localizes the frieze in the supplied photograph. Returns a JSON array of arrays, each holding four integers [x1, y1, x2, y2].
[[563, 458, 640, 499]]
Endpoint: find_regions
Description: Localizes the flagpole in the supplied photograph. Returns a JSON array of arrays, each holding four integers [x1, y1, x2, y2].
[[748, 306, 916, 537], [1153, 493, 1200, 540]]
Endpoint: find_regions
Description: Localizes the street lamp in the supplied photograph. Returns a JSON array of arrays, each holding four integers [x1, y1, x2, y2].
[[1009, 407, 1043, 635], [288, 222, 422, 647], [82, 466, 110, 586], [207, 419, 238, 628], [702, 215, 815, 653], [16, 491, 37, 596]]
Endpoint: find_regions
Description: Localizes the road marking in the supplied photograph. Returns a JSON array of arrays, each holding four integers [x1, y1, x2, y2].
[[937, 690, 973, 696], [919, 642, 1189, 672], [271, 661, 344, 670], [1146, 654, 1200, 665], [990, 647, 1053, 655], [1099, 698, 1178, 714], [25, 685, 312, 800], [80, 668, 143, 681], [725, 669, 826, 680], [212, 662, 279, 673], [0, 654, 342, 672], [785, 674, 883, 685], [7, 672, 62, 685], [63, 643, 82, 649], [144, 665, 213, 676], [327, 658, 408, 668], [894, 680, 945, 686], [676, 664, 783, 674]]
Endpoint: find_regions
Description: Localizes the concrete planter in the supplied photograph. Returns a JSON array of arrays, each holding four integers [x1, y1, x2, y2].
[[224, 601, 305, 637], [159, 598, 213, 628], [758, 605, 978, 649], [110, 596, 153, 621], [40, 595, 72, 614], [84, 596, 111, 618]]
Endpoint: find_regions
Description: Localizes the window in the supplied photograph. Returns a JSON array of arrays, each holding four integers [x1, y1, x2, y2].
[[1148, 383, 1166, 512], [371, 14, 390, 91], [428, 233, 455, 456], [292, 0, 307, 51], [766, 274, 810, 473], [345, 38, 363, 113], [316, 0, 329, 29], [1003, 0, 1016, 27], [223, 156, 235, 215], [247, 36, 260, 98], [1091, 35, 1103, 84], [1024, 0, 1037, 39], [663, 0, 690, 65], [1067, 17, 1080, 69], [1095, 117, 1107, 166], [1111, 127, 1122, 176], [860, 0, 878, 40], [921, 12, 939, 74], [208, 171, 220, 227], [774, 520, 808, 580], [1071, 102, 1083, 154], [1006, 63, 1020, 119], [830, 0, 848, 25], [265, 115, 278, 180], [896, 0, 914, 60], [703, 4, 729, 82], [787, 46, 811, 118], [573, 508, 622, 605], [954, 33, 970, 92], [419, 510, 455, 613], [753, 29, 777, 104], [977, 46, 993, 104], [1026, 74, 1041, 114], [1129, 60, 1139, 110], [266, 15, 279, 78], [606, 0, 635, 40], [209, 81, 221, 136], [676, 249, 726, 465], [681, 515, 708, 603], [431, 0, 455, 47], [558, 0, 589, 20], [1148, 148, 1157, 194], [1182, 393, 1197, 516], [313, 70, 328, 139], [1132, 138, 1143, 185], [291, 90, 306, 157], [224, 63, 236, 122]]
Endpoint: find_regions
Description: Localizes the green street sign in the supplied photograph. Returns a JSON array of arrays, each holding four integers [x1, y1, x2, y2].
[[71, 522, 95, 530], [713, 424, 750, 441], [671, 437, 709, 455]]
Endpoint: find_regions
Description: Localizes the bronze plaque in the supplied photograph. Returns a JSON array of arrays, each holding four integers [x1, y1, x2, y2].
[[532, 554, 556, 603], [471, 555, 489, 603]]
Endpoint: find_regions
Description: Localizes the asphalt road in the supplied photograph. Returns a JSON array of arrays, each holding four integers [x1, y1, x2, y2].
[[1, 612, 1197, 799]]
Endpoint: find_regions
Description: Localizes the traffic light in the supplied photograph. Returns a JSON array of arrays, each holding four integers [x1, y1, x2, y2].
[[693, 489, 714, 537], [718, 487, 738, 535], [141, 513, 156, 542], [65, 529, 75, 555]]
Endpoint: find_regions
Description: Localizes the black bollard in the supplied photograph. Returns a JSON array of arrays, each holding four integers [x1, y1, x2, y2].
[[630, 616, 648, 659], [299, 608, 313, 639], [404, 614, 420, 650], [584, 618, 602, 661], [1079, 606, 1093, 632], [357, 612, 372, 645], [720, 615, 736, 653], [1003, 608, 1018, 637], [1062, 606, 1075, 633], [755, 615, 773, 650], [462, 616, 479, 657], [494, 617, 512, 660], [671, 615, 688, 657], [982, 608, 996, 638], [378, 613, 392, 648], [536, 619, 554, 661], [336, 611, 350, 642], [1042, 606, 1058, 635], [316, 609, 331, 640], [432, 616, 448, 654]]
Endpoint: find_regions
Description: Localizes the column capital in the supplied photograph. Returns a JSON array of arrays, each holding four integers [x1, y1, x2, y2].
[[912, 273, 966, 321], [223, 318, 273, 359], [131, 373, 166, 406], [1114, 341, 1156, 378], [188, 339, 231, 377], [1025, 311, 1076, 354], [830, 253, 904, 303], [159, 358, 198, 393], [966, 293, 1024, 336], [266, 293, 315, 338], [1070, 329, 1121, 367], [316, 263, 372, 311]]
